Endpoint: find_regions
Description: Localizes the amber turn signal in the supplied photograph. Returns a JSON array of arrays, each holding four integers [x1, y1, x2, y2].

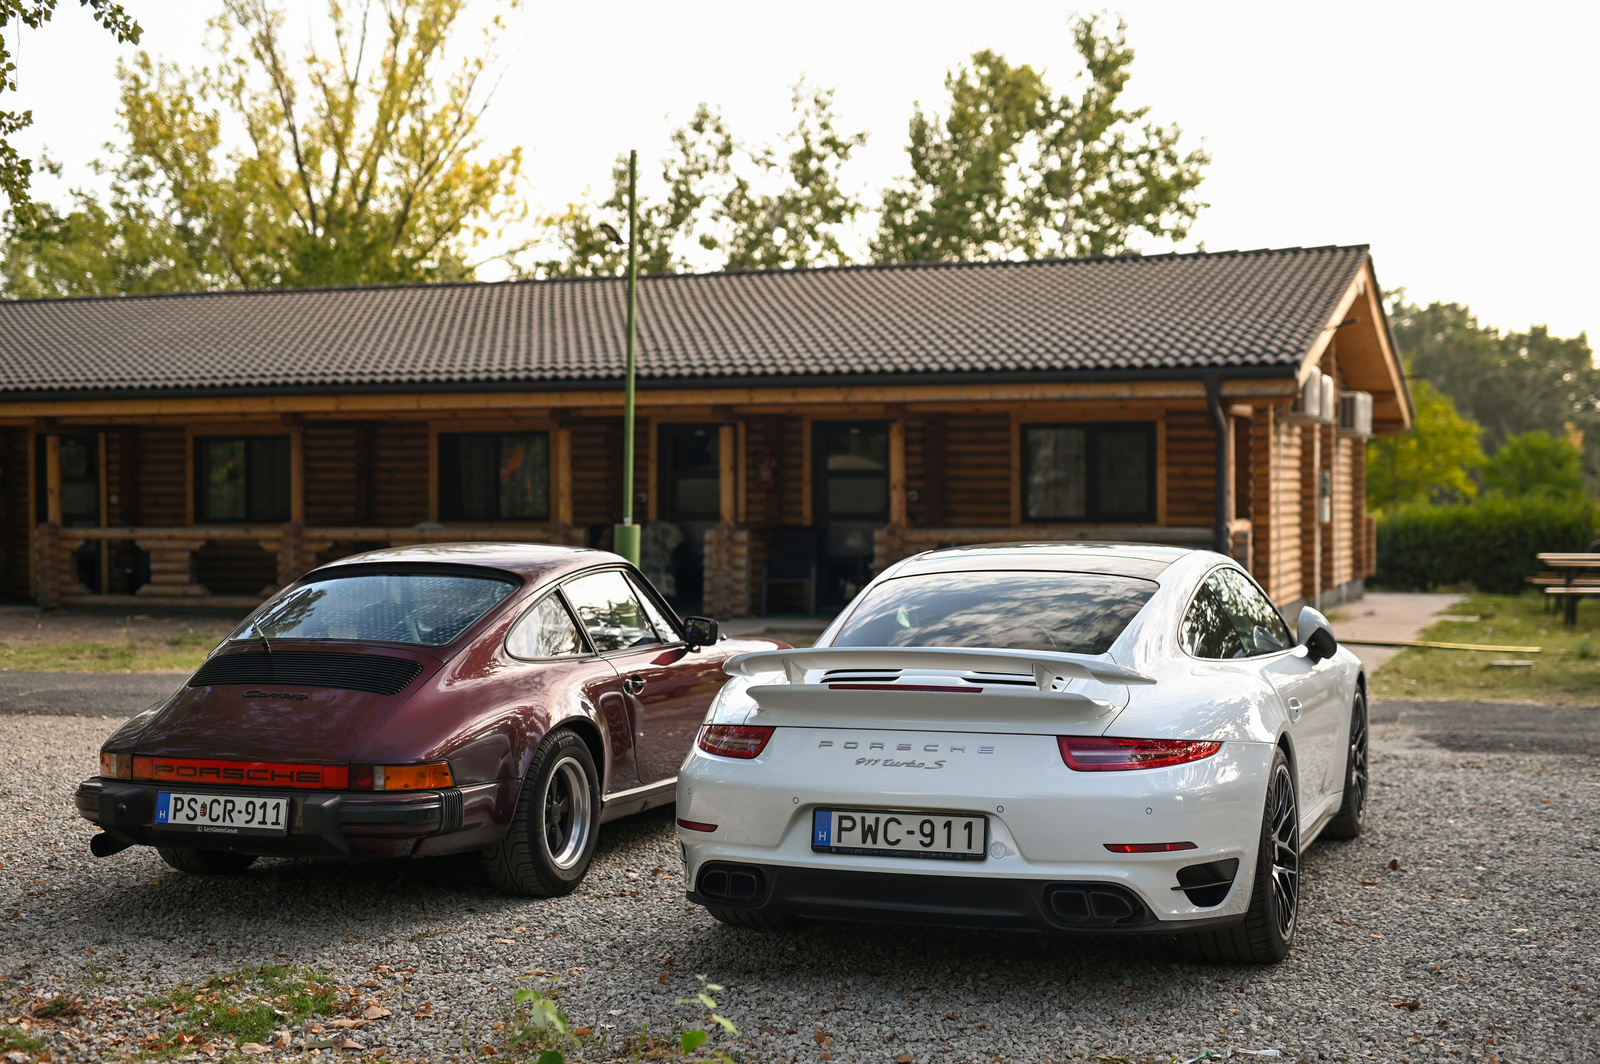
[[100, 752, 133, 779], [350, 761, 454, 791]]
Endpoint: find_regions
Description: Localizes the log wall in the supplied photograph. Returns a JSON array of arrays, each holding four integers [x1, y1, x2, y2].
[[0, 428, 29, 600], [370, 422, 429, 526], [135, 428, 188, 526], [1165, 409, 1218, 529], [305, 423, 361, 526]]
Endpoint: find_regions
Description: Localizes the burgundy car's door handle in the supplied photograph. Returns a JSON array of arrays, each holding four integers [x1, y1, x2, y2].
[[623, 673, 646, 694]]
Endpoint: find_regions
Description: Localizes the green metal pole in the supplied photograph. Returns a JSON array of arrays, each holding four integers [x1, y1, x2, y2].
[[614, 149, 642, 566]]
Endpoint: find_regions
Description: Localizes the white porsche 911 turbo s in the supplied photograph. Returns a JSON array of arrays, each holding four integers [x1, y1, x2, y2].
[[675, 543, 1368, 963]]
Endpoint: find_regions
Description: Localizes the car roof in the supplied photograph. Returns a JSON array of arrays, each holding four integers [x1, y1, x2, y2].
[[312, 542, 619, 582], [890, 541, 1190, 581]]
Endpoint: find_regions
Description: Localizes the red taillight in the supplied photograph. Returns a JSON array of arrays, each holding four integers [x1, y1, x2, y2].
[[677, 818, 718, 832], [1104, 841, 1198, 853], [1058, 736, 1222, 772], [132, 756, 348, 789], [697, 725, 774, 759]]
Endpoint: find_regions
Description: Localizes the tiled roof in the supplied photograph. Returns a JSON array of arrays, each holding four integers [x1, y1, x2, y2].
[[0, 245, 1370, 396]]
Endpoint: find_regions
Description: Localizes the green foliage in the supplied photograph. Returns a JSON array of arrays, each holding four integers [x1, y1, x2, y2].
[[0, 1, 142, 212], [1374, 495, 1594, 594], [873, 14, 1208, 262], [535, 81, 867, 277], [507, 974, 739, 1063], [1389, 296, 1599, 492], [3, 0, 523, 295], [139, 965, 340, 1054], [1483, 430, 1586, 501], [1366, 374, 1485, 512]]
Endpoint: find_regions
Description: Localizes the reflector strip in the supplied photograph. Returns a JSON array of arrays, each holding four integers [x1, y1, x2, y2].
[[677, 818, 718, 832], [1103, 841, 1199, 853], [133, 756, 347, 790]]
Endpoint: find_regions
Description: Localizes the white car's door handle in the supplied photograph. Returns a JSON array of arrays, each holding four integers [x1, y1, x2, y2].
[[1287, 697, 1303, 719]]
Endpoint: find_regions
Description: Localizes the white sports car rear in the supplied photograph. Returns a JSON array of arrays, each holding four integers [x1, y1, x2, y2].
[[676, 543, 1368, 963]]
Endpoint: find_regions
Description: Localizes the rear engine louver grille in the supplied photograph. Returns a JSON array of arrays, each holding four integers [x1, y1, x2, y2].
[[189, 652, 424, 696]]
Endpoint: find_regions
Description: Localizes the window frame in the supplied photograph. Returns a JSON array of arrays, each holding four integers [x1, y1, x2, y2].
[[1178, 564, 1296, 661], [505, 588, 595, 662], [437, 430, 553, 523], [555, 565, 686, 659], [194, 433, 293, 524], [1020, 420, 1158, 524]]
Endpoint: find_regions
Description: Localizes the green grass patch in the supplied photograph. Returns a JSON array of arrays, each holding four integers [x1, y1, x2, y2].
[[0, 639, 212, 672], [1, 1025, 45, 1053], [1371, 592, 1600, 704], [137, 965, 343, 1057]]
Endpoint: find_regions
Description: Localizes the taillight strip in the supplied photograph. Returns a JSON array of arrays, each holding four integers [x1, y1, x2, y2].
[[132, 756, 347, 790]]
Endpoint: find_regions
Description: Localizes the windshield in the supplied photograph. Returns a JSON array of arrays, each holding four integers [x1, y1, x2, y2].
[[234, 571, 517, 647], [831, 570, 1157, 655]]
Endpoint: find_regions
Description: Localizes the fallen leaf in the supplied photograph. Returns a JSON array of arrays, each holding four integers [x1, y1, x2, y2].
[[1387, 859, 1400, 870], [273, 1031, 292, 1049], [1332, 919, 1351, 926], [335, 1038, 365, 1051], [819, 1055, 833, 1062], [1511, 928, 1529, 933], [494, 938, 515, 945], [1436, 1020, 1450, 1028], [1392, 1001, 1422, 1011], [663, 955, 676, 965], [239, 1044, 272, 1055], [329, 1018, 366, 1029], [198, 1042, 220, 1057], [4, 1052, 29, 1064], [363, 1006, 392, 1020], [574, 1027, 593, 1037], [1369, 933, 1384, 939], [658, 972, 670, 985], [1407, 1033, 1422, 1043], [1360, 879, 1379, 886], [895, 1056, 914, 1063], [814, 1031, 834, 1046]]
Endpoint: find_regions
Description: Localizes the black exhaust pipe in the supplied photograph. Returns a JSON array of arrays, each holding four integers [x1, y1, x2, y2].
[[89, 831, 136, 858]]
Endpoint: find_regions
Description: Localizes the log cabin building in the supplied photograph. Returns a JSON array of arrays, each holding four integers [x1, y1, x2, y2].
[[0, 245, 1411, 618]]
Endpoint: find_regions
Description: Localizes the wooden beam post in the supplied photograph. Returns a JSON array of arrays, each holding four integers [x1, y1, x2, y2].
[[45, 434, 62, 525], [718, 423, 737, 524], [553, 426, 573, 527], [888, 417, 907, 526], [289, 425, 305, 525]]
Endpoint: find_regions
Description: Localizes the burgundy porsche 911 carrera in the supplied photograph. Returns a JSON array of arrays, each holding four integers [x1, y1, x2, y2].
[[75, 543, 782, 895]]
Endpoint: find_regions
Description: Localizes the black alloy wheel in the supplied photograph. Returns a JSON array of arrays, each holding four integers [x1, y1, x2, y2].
[[1181, 748, 1300, 964], [1325, 690, 1369, 839], [484, 729, 601, 897]]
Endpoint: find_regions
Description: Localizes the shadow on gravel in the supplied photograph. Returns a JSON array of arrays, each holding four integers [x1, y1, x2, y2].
[[1372, 697, 1600, 756]]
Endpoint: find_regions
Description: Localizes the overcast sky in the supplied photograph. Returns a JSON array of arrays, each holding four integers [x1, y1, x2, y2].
[[8, 1, 1596, 340]]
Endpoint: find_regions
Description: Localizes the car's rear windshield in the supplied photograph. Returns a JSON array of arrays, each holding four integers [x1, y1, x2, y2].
[[830, 570, 1158, 655], [233, 571, 517, 647]]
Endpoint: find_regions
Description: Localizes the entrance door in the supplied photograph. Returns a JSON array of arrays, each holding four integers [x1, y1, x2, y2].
[[813, 421, 889, 610], [655, 424, 722, 614], [35, 433, 103, 592]]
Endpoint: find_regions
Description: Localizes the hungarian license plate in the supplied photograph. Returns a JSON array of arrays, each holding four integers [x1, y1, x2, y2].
[[156, 792, 290, 836], [812, 809, 987, 861]]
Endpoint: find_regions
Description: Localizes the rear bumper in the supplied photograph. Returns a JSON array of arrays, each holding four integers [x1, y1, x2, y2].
[[686, 861, 1244, 935], [74, 777, 502, 860]]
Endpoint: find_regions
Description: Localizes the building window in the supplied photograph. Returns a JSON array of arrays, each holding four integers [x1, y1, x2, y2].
[[438, 432, 550, 522], [1022, 422, 1156, 523], [196, 436, 291, 522]]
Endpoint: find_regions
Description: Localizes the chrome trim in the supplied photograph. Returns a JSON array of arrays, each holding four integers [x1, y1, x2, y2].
[[602, 777, 676, 808]]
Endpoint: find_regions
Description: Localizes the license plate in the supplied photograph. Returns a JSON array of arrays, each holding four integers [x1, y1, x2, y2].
[[812, 809, 987, 861], [155, 792, 290, 836]]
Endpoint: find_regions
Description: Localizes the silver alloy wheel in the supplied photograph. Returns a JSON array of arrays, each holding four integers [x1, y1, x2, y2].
[[541, 756, 592, 870], [1267, 763, 1300, 939]]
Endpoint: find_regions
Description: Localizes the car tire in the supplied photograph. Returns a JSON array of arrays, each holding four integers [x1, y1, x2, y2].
[[1180, 747, 1300, 964], [1323, 689, 1369, 840], [705, 907, 801, 931], [484, 729, 601, 897], [156, 847, 258, 876]]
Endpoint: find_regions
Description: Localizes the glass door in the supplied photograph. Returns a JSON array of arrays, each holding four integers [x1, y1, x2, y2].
[[655, 424, 722, 613], [813, 421, 889, 610]]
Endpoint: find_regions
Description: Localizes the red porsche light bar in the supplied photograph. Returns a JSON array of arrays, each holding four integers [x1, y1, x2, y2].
[[1104, 841, 1199, 853], [697, 725, 774, 759], [1058, 736, 1222, 772], [132, 756, 348, 790]]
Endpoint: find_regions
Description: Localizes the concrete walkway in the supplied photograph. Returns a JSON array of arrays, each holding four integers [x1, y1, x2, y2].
[[1330, 591, 1467, 672]]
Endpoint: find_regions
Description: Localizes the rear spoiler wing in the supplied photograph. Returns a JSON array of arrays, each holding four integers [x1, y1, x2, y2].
[[722, 647, 1155, 690]]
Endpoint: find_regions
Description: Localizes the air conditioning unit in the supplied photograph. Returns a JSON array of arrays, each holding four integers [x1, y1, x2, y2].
[[1337, 391, 1374, 438], [1290, 372, 1336, 425]]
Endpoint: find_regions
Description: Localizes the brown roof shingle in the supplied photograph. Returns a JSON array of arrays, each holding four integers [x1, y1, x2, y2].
[[0, 245, 1370, 397]]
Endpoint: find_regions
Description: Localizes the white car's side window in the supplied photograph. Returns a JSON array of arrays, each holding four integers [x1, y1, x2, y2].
[[506, 594, 586, 659], [1211, 569, 1293, 657], [1180, 579, 1245, 659]]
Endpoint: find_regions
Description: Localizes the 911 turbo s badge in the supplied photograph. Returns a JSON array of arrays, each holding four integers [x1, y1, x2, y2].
[[816, 738, 995, 770]]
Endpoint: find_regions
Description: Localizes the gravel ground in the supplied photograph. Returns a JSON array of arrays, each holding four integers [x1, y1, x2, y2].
[[2, 706, 1596, 1064]]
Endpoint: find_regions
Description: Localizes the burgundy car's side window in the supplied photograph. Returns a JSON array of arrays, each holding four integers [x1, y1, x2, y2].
[[506, 594, 587, 659], [626, 574, 681, 643], [562, 571, 662, 652]]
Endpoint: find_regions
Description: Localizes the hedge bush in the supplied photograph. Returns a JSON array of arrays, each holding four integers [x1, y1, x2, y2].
[[1374, 496, 1595, 593]]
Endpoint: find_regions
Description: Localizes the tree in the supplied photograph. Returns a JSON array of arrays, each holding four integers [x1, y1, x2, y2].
[[1366, 374, 1485, 512], [1481, 430, 1587, 501], [872, 14, 1208, 263], [533, 83, 867, 278], [3, 0, 523, 296], [0, 1, 142, 214]]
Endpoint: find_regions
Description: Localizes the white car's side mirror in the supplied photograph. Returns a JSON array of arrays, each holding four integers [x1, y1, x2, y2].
[[1296, 606, 1338, 663]]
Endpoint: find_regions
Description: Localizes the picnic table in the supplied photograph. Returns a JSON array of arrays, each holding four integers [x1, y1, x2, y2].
[[1535, 552, 1600, 626]]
